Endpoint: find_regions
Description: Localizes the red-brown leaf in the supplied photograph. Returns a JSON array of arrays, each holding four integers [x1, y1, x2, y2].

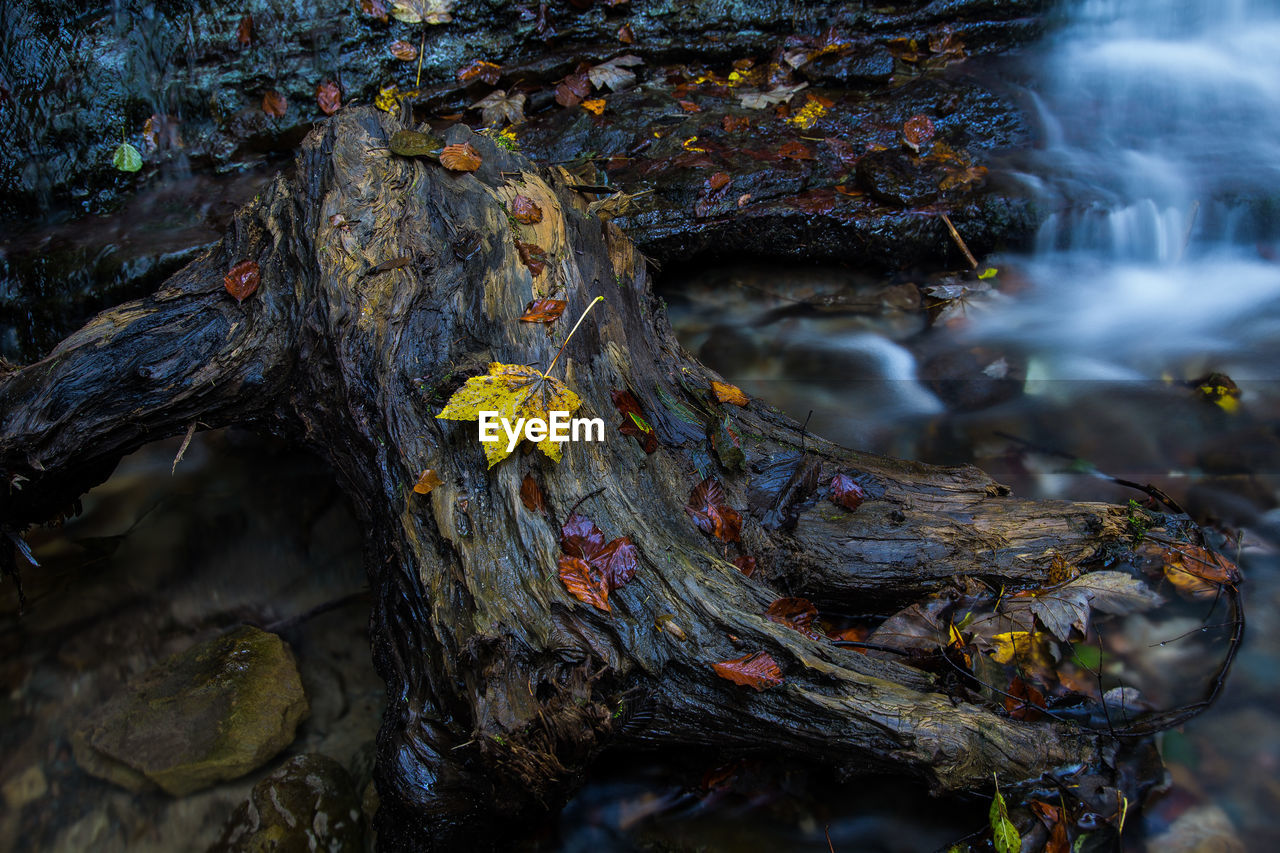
[[520, 473, 547, 512], [902, 114, 935, 152], [511, 194, 543, 224], [519, 299, 567, 323], [515, 241, 547, 276], [610, 389, 657, 453], [389, 40, 418, 62], [261, 90, 287, 118], [712, 651, 783, 690], [685, 477, 742, 543], [440, 142, 482, 172], [766, 597, 820, 638], [560, 512, 638, 590], [555, 72, 591, 107], [722, 115, 750, 133], [558, 555, 610, 612], [617, 23, 634, 44], [708, 172, 731, 193], [236, 13, 254, 46], [361, 0, 389, 21], [733, 555, 756, 577], [457, 60, 502, 86], [778, 140, 815, 160], [316, 80, 341, 115], [829, 474, 865, 511], [223, 260, 260, 302], [1004, 676, 1046, 722]]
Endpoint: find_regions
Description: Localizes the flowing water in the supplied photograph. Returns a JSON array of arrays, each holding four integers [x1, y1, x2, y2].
[[7, 0, 1280, 850]]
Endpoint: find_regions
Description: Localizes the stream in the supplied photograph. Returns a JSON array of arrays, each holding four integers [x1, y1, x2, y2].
[[5, 0, 1280, 850]]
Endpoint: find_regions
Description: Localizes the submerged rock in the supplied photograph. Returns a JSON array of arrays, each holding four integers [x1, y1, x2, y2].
[[209, 754, 365, 853], [72, 626, 308, 796]]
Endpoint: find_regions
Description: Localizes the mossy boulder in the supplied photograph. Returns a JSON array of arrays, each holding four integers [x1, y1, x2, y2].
[[209, 754, 365, 853], [71, 626, 308, 796]]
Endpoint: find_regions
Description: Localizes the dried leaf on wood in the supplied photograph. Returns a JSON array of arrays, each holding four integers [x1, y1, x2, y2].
[[236, 13, 254, 46], [686, 476, 742, 543], [519, 299, 566, 323], [737, 81, 807, 110], [458, 59, 502, 85], [391, 0, 453, 24], [224, 260, 260, 302], [316, 80, 342, 115], [361, 0, 389, 21], [261, 90, 287, 118], [511, 194, 543, 224], [617, 23, 634, 44], [733, 555, 756, 577], [555, 71, 591, 107], [779, 140, 815, 161], [520, 473, 546, 512], [515, 241, 548, 276], [473, 90, 526, 127], [610, 389, 657, 453], [713, 651, 783, 690], [413, 469, 443, 494], [560, 512, 638, 590], [588, 55, 643, 91], [711, 380, 747, 406], [766, 598, 822, 639], [828, 473, 865, 511], [435, 362, 581, 466], [558, 555, 610, 611], [439, 142, 482, 171], [1026, 571, 1165, 642]]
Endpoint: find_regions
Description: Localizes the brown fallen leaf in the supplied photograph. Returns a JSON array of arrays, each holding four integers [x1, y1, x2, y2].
[[778, 140, 815, 161], [708, 172, 731, 193], [829, 474, 865, 511], [511, 194, 543, 224], [902, 114, 935, 152], [236, 13, 254, 46], [361, 0, 389, 21], [555, 71, 591, 107], [316, 80, 341, 116], [261, 90, 287, 118], [686, 477, 742, 543], [561, 511, 638, 590], [558, 555, 610, 612], [733, 555, 756, 577], [519, 299, 566, 323], [389, 40, 418, 61], [520, 473, 546, 512], [711, 380, 747, 406], [617, 23, 634, 44], [722, 115, 750, 132], [472, 90, 526, 127], [712, 651, 783, 690], [766, 597, 822, 639], [413, 469, 443, 494], [515, 241, 548, 276], [440, 142, 482, 172], [224, 260, 260, 302], [458, 59, 502, 85]]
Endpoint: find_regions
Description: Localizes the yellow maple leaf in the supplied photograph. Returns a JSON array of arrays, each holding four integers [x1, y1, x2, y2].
[[436, 363, 582, 467]]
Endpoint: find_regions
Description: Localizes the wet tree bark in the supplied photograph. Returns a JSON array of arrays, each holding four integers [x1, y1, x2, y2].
[[3, 108, 1133, 849]]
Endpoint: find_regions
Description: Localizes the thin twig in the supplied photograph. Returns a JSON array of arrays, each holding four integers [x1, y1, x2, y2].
[[171, 420, 200, 475], [941, 213, 978, 270]]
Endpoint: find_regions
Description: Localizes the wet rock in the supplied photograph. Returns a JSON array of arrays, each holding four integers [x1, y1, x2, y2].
[[857, 149, 947, 207], [798, 44, 896, 87], [72, 626, 308, 796], [209, 754, 365, 853], [919, 346, 1025, 411]]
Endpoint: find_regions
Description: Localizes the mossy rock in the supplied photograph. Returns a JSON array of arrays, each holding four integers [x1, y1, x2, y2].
[[72, 626, 309, 796], [210, 754, 365, 853]]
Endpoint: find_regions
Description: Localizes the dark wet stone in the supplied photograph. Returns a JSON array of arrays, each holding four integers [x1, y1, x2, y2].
[[857, 149, 946, 207], [209, 754, 365, 853], [919, 346, 1025, 411], [72, 626, 309, 796]]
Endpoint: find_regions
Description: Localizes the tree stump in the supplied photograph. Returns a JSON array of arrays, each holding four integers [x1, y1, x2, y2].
[[0, 108, 1201, 849]]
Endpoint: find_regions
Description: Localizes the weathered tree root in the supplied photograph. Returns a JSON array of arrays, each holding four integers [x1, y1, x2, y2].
[[0, 109, 1209, 849]]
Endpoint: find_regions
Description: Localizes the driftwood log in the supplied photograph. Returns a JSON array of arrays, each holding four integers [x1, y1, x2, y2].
[[2, 108, 1170, 849]]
